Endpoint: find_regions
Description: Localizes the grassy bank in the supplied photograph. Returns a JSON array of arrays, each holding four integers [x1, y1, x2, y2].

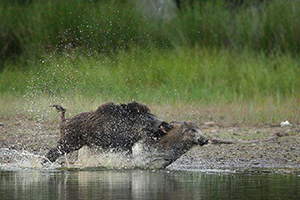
[[2, 48, 299, 101], [1, 48, 299, 124], [1, 0, 300, 125]]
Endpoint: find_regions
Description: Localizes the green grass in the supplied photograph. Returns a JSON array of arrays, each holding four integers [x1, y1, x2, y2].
[[2, 47, 299, 102], [1, 47, 299, 124], [0, 0, 169, 64], [1, 0, 300, 125], [1, 0, 300, 64]]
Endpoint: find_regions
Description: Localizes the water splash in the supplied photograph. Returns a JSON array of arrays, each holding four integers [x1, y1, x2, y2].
[[0, 145, 165, 170], [0, 148, 44, 170], [73, 145, 165, 169]]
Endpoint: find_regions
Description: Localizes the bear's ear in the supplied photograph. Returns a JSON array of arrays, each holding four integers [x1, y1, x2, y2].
[[159, 122, 173, 134]]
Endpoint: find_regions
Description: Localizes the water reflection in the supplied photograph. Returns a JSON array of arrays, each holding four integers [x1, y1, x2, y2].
[[0, 169, 299, 200]]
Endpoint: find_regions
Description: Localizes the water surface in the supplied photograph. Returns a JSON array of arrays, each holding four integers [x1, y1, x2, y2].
[[0, 169, 299, 200]]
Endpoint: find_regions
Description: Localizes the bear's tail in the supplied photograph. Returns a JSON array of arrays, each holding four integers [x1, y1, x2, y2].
[[50, 105, 66, 122]]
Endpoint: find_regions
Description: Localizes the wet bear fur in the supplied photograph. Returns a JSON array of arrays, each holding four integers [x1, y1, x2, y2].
[[44, 101, 165, 164]]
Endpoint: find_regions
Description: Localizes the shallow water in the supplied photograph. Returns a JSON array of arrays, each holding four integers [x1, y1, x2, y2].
[[0, 169, 299, 200]]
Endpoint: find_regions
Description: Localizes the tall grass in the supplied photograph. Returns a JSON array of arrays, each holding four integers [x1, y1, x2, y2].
[[1, 47, 299, 124], [0, 0, 169, 62], [172, 0, 300, 53], [1, 0, 300, 124], [1, 47, 299, 102], [1, 0, 300, 62]]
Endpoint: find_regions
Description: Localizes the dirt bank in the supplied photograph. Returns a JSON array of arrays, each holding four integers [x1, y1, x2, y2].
[[168, 124, 300, 173], [0, 117, 299, 173]]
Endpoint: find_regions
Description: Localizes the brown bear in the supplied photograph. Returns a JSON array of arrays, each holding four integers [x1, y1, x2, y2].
[[133, 121, 208, 168], [43, 101, 168, 164]]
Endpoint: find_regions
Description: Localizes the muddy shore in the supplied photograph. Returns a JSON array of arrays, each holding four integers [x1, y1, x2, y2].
[[0, 118, 299, 173]]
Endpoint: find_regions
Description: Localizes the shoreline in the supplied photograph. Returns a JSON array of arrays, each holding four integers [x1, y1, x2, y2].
[[0, 118, 299, 173]]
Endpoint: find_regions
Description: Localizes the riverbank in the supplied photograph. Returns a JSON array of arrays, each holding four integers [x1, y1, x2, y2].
[[1, 116, 299, 173], [169, 124, 300, 173], [1, 0, 299, 174]]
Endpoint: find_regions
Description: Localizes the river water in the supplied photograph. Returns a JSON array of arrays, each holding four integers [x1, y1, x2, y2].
[[0, 169, 299, 200]]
